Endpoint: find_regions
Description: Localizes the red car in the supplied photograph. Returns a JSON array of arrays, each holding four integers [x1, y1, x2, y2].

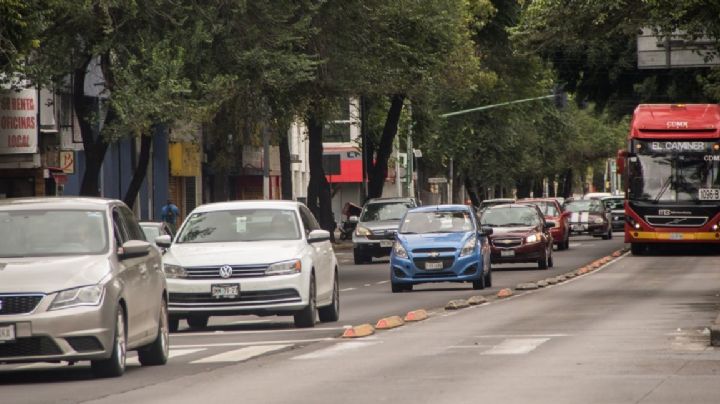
[[480, 204, 555, 270], [518, 198, 570, 250]]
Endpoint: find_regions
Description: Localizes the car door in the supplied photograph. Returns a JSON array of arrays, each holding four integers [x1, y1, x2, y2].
[[115, 206, 161, 345], [299, 206, 334, 303]]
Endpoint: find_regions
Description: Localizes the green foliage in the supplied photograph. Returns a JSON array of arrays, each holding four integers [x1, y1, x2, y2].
[[0, 0, 46, 78]]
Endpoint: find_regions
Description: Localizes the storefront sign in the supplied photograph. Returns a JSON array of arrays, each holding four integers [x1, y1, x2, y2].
[[60, 150, 75, 174], [0, 89, 38, 154]]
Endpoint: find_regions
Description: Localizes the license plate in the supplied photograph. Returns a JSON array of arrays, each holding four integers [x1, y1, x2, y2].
[[501, 250, 515, 257], [211, 284, 240, 299], [0, 324, 15, 343], [425, 262, 443, 270], [572, 224, 586, 231], [669, 233, 683, 240], [380, 240, 393, 248], [699, 188, 720, 201]]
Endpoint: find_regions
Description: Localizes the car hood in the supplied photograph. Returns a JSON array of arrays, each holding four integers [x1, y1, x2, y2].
[[568, 211, 603, 223], [398, 232, 471, 249], [166, 240, 304, 266], [0, 255, 110, 294], [488, 226, 535, 238], [360, 220, 401, 232]]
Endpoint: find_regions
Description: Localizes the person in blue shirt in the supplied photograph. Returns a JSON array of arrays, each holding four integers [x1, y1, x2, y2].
[[161, 199, 180, 232]]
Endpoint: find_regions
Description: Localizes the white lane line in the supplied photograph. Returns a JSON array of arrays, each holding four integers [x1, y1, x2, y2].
[[172, 337, 334, 349], [171, 327, 345, 337], [127, 348, 207, 366], [376, 280, 389, 285], [363, 284, 371, 287], [191, 344, 291, 364], [473, 334, 570, 338], [340, 288, 356, 292], [291, 341, 381, 360], [482, 338, 549, 355]]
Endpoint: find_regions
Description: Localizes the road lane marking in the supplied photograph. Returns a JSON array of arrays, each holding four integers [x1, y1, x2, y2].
[[191, 344, 291, 364], [171, 327, 345, 337], [482, 338, 549, 355], [364, 284, 371, 287], [291, 341, 381, 360], [376, 280, 389, 284], [126, 348, 206, 367], [172, 337, 334, 349], [340, 288, 356, 292]]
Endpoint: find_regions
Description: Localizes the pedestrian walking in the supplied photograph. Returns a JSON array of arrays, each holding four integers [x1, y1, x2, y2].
[[161, 199, 180, 233]]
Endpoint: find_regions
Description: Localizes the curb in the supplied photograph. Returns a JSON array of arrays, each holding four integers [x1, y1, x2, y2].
[[404, 309, 429, 322], [467, 295, 488, 305], [497, 288, 513, 299], [375, 315, 405, 330], [445, 299, 470, 310], [342, 323, 375, 338]]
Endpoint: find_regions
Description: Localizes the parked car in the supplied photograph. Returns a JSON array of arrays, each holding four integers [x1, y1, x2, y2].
[[390, 205, 492, 292], [157, 200, 339, 331], [0, 197, 168, 377], [582, 192, 612, 200], [140, 221, 175, 249], [564, 199, 613, 239], [518, 198, 570, 250], [352, 197, 418, 264], [601, 196, 625, 231], [480, 204, 555, 269]]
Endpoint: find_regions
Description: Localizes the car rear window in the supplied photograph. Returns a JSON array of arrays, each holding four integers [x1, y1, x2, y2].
[[360, 203, 412, 222], [176, 209, 301, 243]]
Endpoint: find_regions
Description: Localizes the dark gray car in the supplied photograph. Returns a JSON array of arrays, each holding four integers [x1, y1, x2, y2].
[[352, 197, 417, 264], [0, 198, 168, 377]]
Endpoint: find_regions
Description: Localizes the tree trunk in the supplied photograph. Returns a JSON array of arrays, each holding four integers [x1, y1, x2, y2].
[[516, 177, 532, 199], [74, 59, 110, 197], [279, 127, 293, 200], [367, 94, 404, 199], [532, 177, 544, 198], [561, 168, 573, 197], [123, 134, 152, 208], [464, 177, 480, 207], [306, 112, 336, 241]]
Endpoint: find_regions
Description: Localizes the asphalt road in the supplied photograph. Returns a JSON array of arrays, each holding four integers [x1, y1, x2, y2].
[[0, 234, 640, 403]]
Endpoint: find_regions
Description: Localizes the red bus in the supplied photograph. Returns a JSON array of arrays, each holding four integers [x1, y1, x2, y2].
[[621, 104, 720, 255]]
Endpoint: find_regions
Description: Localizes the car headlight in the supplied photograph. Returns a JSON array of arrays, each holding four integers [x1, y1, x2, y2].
[[393, 242, 408, 259], [355, 226, 372, 236], [265, 259, 302, 276], [49, 285, 105, 310], [593, 217, 605, 224], [164, 264, 187, 279], [525, 233, 540, 244], [460, 235, 477, 257]]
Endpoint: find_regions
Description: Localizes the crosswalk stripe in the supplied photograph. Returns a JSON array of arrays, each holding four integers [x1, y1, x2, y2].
[[127, 348, 206, 366], [482, 338, 549, 355], [190, 344, 291, 364]]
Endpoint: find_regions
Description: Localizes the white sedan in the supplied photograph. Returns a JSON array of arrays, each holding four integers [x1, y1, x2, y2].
[[157, 200, 339, 330]]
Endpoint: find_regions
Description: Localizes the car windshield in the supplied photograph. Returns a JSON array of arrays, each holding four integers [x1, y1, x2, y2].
[[480, 207, 540, 227], [399, 211, 474, 234], [564, 200, 603, 213], [628, 153, 720, 203], [602, 198, 624, 210], [524, 201, 558, 216], [176, 209, 301, 243], [360, 202, 412, 222], [0, 209, 108, 257], [141, 226, 161, 243]]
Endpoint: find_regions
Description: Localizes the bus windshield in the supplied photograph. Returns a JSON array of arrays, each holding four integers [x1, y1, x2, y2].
[[628, 141, 720, 203]]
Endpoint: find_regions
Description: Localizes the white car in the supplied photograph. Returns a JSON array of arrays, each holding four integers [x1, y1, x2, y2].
[[157, 200, 339, 330]]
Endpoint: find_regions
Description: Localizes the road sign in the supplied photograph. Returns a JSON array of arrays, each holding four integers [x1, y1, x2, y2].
[[637, 27, 719, 69], [428, 177, 447, 184], [60, 150, 75, 174]]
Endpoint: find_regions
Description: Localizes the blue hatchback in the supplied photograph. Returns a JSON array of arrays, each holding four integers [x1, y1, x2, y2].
[[390, 205, 492, 292]]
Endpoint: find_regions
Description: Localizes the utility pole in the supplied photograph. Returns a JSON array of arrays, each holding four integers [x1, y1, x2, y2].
[[407, 103, 414, 199], [395, 135, 402, 197], [263, 126, 270, 200]]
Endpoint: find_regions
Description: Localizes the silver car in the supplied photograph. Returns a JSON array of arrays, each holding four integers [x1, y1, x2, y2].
[[0, 198, 168, 377], [352, 197, 417, 264]]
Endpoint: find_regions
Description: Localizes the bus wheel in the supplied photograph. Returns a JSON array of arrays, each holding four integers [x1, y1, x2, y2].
[[631, 243, 645, 256]]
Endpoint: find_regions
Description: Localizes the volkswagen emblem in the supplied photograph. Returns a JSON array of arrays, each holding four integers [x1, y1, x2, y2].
[[219, 265, 233, 279]]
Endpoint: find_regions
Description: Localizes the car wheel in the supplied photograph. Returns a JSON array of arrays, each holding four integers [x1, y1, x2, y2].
[[548, 249, 554, 268], [91, 306, 126, 378], [318, 271, 340, 322], [563, 236, 571, 250], [186, 315, 209, 330], [391, 282, 403, 293], [472, 278, 485, 290], [169, 316, 180, 333], [538, 252, 549, 270], [138, 298, 170, 366], [403, 284, 414, 292], [484, 263, 492, 288], [294, 274, 317, 328], [353, 248, 368, 265]]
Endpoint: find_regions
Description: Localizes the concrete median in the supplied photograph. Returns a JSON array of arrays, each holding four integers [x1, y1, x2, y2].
[[342, 324, 375, 338], [375, 316, 405, 330]]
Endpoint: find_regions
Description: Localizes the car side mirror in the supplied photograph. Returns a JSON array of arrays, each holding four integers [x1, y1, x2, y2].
[[544, 221, 555, 230], [307, 229, 331, 243], [479, 226, 493, 236], [349, 216, 359, 224], [155, 235, 172, 249], [119, 240, 151, 259]]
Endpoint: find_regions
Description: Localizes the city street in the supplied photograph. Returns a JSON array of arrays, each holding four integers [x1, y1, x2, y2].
[[0, 235, 631, 403]]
